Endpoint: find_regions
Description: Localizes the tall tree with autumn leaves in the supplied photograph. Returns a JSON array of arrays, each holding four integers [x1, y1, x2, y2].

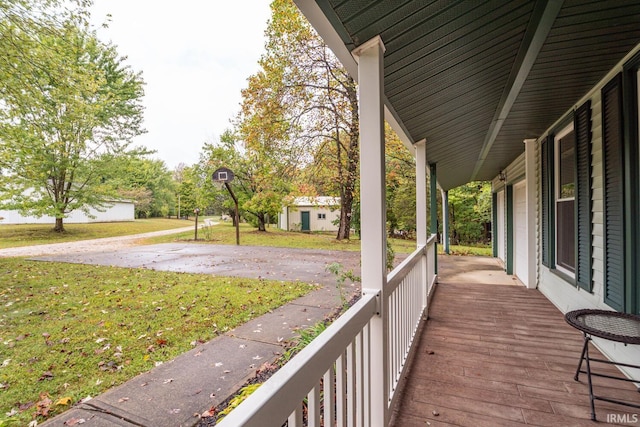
[[230, 0, 359, 239]]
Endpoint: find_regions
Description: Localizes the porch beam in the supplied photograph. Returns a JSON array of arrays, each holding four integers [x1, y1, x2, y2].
[[353, 35, 388, 427], [471, 0, 564, 180]]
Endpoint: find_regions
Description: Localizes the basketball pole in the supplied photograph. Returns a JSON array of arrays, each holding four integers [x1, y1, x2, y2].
[[224, 182, 240, 246]]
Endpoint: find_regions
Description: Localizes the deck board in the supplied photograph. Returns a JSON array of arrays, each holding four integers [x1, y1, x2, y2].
[[391, 256, 640, 426]]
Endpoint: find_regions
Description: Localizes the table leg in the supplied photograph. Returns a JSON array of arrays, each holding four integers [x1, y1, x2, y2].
[[583, 334, 596, 421], [574, 333, 588, 381]]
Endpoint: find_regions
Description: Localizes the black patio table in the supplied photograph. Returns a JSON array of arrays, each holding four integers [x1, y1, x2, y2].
[[564, 309, 640, 421]]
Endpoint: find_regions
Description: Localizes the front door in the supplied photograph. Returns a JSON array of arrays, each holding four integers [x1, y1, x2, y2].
[[301, 211, 310, 232]]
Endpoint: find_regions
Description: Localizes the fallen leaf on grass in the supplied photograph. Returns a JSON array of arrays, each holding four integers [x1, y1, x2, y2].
[[19, 401, 34, 411], [38, 371, 54, 381], [5, 408, 18, 417], [55, 396, 73, 406], [34, 392, 52, 418]]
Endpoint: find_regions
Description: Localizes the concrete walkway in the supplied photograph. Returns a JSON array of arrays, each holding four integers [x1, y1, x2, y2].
[[10, 231, 361, 426]]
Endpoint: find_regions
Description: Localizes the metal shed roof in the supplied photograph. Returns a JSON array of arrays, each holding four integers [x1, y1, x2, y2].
[[296, 0, 640, 190]]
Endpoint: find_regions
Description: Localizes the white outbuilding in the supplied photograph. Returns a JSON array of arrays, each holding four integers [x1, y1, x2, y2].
[[278, 196, 340, 232], [0, 200, 135, 224]]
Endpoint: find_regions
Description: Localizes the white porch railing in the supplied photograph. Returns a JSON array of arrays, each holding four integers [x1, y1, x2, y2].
[[216, 234, 438, 427]]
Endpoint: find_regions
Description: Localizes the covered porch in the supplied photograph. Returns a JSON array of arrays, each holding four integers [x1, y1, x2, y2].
[[216, 2, 640, 425], [393, 255, 640, 426]]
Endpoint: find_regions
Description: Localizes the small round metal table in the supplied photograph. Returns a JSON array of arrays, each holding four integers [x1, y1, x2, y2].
[[564, 309, 640, 421]]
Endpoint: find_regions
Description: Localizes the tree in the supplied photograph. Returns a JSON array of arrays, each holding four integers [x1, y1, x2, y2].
[[240, 0, 359, 239], [199, 130, 290, 231], [0, 7, 145, 231], [104, 153, 176, 218], [385, 124, 417, 237], [447, 182, 492, 245]]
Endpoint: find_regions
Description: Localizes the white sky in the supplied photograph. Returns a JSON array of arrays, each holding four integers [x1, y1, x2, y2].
[[90, 1, 272, 170]]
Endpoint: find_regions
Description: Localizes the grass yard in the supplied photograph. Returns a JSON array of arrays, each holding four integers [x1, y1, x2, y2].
[[145, 221, 491, 256], [0, 258, 314, 425], [0, 218, 193, 249], [144, 221, 423, 255]]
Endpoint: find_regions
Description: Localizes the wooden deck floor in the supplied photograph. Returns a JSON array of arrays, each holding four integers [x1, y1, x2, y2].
[[391, 256, 640, 427]]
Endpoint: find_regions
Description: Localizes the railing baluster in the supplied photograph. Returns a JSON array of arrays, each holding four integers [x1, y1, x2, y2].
[[363, 324, 371, 427], [336, 352, 347, 427], [308, 384, 321, 427], [288, 404, 303, 427], [355, 331, 364, 427], [347, 341, 356, 426], [323, 367, 335, 427]]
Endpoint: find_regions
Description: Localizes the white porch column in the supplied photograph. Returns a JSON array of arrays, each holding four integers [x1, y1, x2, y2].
[[353, 35, 388, 427], [524, 138, 537, 289], [441, 189, 450, 254], [416, 139, 427, 247]]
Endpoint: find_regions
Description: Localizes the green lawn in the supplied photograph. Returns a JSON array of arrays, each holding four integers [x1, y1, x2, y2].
[[0, 218, 193, 249], [145, 221, 491, 256], [0, 258, 314, 425]]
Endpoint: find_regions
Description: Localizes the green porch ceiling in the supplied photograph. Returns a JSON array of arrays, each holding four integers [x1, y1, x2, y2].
[[306, 0, 640, 191]]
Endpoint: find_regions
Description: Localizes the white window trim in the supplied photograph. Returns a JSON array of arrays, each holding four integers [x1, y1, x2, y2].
[[554, 122, 575, 277]]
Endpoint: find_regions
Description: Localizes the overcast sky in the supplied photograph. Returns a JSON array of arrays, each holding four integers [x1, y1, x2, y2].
[[90, 1, 272, 169]]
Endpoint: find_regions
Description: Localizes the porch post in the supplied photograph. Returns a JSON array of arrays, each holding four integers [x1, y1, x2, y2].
[[524, 138, 537, 289], [441, 189, 450, 254], [430, 163, 438, 273], [416, 139, 427, 247], [353, 35, 388, 427]]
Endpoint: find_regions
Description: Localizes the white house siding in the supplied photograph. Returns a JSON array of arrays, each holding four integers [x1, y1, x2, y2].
[[528, 47, 640, 378], [0, 201, 134, 224], [506, 152, 526, 183]]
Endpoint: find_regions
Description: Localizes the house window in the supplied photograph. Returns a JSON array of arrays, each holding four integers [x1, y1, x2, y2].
[[318, 213, 326, 220], [555, 124, 576, 275]]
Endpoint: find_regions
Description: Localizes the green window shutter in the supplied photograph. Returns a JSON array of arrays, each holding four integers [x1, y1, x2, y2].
[[541, 135, 554, 268], [506, 184, 513, 275], [575, 101, 593, 291], [492, 192, 498, 258], [602, 74, 625, 311]]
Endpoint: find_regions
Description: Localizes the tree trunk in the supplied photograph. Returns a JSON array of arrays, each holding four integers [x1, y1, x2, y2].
[[337, 190, 354, 240], [257, 213, 266, 232], [54, 217, 65, 233], [336, 77, 359, 241]]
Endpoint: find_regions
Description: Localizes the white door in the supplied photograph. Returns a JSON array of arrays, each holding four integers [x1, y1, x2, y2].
[[497, 190, 505, 262], [514, 181, 528, 286]]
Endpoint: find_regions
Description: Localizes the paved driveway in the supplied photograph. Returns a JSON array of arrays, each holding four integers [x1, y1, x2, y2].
[[32, 242, 362, 286]]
